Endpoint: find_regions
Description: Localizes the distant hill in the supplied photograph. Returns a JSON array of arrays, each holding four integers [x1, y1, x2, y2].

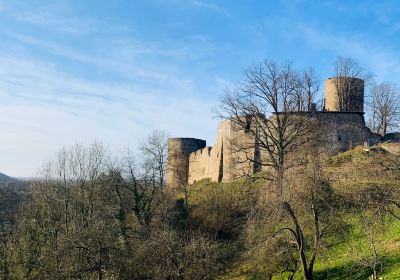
[[0, 172, 17, 183]]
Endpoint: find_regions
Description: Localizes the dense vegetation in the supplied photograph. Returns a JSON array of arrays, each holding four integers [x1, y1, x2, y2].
[[0, 141, 399, 280], [1, 57, 400, 279]]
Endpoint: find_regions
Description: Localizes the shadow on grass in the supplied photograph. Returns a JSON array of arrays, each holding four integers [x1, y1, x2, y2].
[[314, 253, 400, 280]]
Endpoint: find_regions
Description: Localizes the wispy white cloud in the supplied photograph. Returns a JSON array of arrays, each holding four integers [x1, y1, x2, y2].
[[0, 2, 228, 177], [5, 29, 220, 84], [0, 49, 221, 176], [186, 0, 228, 15], [167, 0, 230, 16], [252, 9, 400, 84], [296, 24, 400, 82], [4, 2, 101, 36]]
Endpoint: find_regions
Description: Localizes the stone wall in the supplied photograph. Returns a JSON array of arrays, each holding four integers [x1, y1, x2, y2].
[[168, 112, 380, 187], [167, 77, 384, 187], [167, 138, 206, 187], [210, 120, 230, 182], [188, 146, 213, 184], [186, 119, 259, 184], [186, 120, 241, 184], [314, 112, 380, 153], [186, 113, 380, 185]]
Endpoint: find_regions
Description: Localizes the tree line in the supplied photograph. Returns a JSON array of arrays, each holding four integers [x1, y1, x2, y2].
[[0, 57, 400, 280], [217, 56, 400, 280]]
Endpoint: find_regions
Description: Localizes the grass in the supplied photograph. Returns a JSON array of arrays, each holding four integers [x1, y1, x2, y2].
[[184, 143, 400, 279], [327, 147, 371, 166], [312, 216, 400, 280], [219, 216, 400, 280]]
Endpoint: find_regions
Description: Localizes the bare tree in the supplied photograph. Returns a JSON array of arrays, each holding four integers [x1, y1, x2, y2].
[[368, 82, 400, 137], [0, 182, 27, 279], [347, 211, 383, 280], [346, 184, 395, 280], [218, 59, 318, 195], [14, 142, 128, 279], [333, 56, 373, 111], [120, 150, 159, 227], [343, 148, 400, 279], [294, 68, 320, 111], [245, 157, 347, 280], [117, 130, 169, 228], [139, 129, 168, 188]]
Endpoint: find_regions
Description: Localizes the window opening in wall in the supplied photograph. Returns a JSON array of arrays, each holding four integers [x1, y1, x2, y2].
[[338, 135, 342, 141]]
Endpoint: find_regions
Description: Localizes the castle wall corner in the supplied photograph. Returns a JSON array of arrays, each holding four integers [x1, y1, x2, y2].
[[167, 138, 206, 188]]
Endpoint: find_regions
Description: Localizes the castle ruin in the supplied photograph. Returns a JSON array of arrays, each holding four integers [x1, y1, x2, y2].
[[167, 77, 381, 187]]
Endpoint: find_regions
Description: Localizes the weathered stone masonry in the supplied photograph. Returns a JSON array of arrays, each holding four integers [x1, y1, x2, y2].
[[167, 77, 381, 187]]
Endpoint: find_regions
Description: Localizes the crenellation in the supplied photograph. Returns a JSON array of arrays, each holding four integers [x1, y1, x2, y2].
[[166, 77, 385, 188], [167, 138, 206, 187]]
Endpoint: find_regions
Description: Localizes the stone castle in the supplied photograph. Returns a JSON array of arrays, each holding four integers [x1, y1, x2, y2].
[[167, 77, 381, 187]]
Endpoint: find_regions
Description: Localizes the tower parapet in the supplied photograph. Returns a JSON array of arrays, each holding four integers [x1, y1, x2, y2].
[[325, 77, 364, 112], [167, 138, 206, 187], [167, 76, 381, 186]]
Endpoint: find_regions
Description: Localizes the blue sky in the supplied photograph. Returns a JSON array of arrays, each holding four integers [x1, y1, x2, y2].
[[1, 0, 400, 177]]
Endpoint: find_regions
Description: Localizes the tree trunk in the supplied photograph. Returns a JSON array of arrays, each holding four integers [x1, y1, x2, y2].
[[379, 118, 387, 137], [282, 202, 314, 280], [303, 269, 313, 280]]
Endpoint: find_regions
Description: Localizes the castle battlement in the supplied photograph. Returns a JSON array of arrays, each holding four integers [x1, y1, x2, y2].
[[166, 77, 381, 188], [190, 146, 212, 157]]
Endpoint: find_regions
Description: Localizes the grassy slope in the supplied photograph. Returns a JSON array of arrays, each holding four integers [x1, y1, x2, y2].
[[186, 144, 400, 280], [315, 145, 400, 280]]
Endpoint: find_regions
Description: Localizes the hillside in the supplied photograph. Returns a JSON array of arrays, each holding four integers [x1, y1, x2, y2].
[[2, 143, 398, 279], [317, 145, 400, 279], [0, 172, 16, 183], [185, 143, 400, 280]]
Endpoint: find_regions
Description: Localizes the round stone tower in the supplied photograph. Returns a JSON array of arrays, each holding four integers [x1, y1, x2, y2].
[[167, 138, 206, 187], [324, 77, 364, 112]]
